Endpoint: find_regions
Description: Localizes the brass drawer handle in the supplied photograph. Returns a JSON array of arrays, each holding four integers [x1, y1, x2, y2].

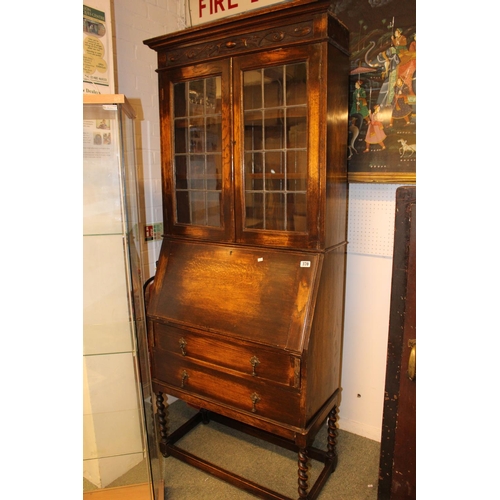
[[407, 339, 416, 381], [250, 356, 260, 376], [181, 370, 189, 388], [179, 337, 187, 356], [251, 392, 260, 413], [225, 41, 237, 49]]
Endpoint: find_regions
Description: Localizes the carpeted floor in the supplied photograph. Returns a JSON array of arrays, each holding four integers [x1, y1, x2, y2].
[[85, 399, 380, 499]]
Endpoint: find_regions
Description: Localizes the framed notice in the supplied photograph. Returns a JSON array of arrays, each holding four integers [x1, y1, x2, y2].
[[83, 2, 115, 94]]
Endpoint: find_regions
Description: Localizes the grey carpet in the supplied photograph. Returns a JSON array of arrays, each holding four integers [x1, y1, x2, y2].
[[85, 399, 380, 499]]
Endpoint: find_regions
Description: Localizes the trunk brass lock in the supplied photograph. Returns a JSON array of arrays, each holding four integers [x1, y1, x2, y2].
[[407, 339, 416, 381]]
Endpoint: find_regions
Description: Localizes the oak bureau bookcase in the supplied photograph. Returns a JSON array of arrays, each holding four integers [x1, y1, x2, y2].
[[144, 1, 349, 498]]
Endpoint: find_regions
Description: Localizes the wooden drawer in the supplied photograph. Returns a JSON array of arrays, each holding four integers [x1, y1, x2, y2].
[[152, 347, 302, 426], [153, 322, 301, 389]]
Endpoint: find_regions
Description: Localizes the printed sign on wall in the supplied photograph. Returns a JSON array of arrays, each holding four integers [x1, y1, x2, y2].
[[187, 0, 289, 26], [83, 1, 115, 94]]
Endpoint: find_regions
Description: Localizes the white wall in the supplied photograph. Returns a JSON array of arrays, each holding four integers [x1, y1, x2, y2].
[[112, 0, 186, 280], [111, 0, 406, 442], [340, 184, 403, 441]]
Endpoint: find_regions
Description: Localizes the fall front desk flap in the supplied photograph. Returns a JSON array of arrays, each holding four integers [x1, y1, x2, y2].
[[147, 239, 322, 353]]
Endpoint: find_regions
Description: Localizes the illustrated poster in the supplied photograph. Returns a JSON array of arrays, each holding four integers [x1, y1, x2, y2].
[[332, 0, 416, 183]]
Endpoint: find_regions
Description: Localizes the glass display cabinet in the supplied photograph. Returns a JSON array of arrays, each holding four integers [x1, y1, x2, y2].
[[83, 94, 163, 500], [144, 1, 350, 498]]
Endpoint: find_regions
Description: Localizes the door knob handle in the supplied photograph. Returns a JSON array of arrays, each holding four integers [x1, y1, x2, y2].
[[250, 356, 260, 376], [179, 337, 187, 356], [181, 370, 189, 387], [251, 392, 260, 413]]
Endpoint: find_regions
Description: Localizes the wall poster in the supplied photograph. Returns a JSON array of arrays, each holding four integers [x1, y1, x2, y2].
[[83, 2, 115, 94], [332, 0, 416, 183]]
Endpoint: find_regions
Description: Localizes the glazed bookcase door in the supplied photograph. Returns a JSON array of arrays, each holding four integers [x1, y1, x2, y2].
[[233, 44, 323, 249], [160, 60, 234, 242]]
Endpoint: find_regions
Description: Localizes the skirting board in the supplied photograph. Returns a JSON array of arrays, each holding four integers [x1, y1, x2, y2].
[[83, 482, 164, 500], [339, 419, 382, 443]]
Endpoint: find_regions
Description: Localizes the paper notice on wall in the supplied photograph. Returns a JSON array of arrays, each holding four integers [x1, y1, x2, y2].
[[83, 2, 115, 94], [187, 0, 289, 27]]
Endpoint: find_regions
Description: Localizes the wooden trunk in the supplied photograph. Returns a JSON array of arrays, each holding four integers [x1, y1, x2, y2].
[[378, 186, 416, 499]]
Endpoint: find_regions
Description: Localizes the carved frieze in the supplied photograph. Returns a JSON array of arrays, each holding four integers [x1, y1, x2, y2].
[[158, 21, 314, 68]]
